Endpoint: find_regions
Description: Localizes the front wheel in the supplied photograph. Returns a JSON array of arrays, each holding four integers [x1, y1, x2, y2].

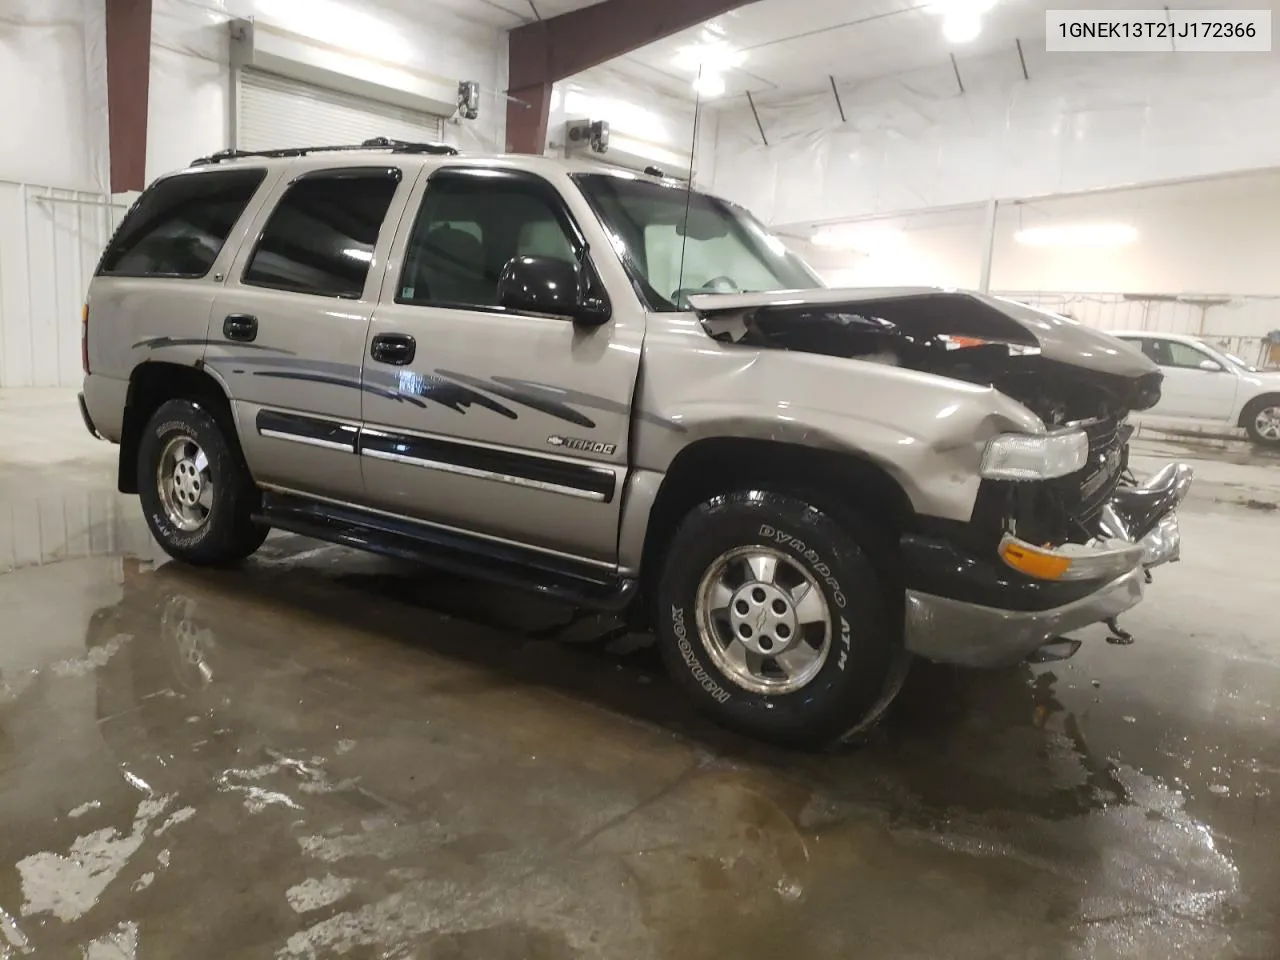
[[137, 399, 269, 565], [1243, 395, 1280, 448], [653, 490, 908, 748]]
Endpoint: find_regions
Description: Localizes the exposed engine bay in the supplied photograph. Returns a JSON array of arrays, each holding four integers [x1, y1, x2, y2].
[[701, 292, 1166, 549]]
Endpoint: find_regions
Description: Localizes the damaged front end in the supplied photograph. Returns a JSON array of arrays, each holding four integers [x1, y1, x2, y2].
[[689, 287, 1193, 667]]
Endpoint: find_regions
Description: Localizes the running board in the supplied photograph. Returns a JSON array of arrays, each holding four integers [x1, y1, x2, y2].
[[254, 491, 638, 612]]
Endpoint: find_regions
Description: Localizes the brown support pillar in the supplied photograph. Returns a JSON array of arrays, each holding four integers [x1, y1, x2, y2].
[[106, 0, 153, 193], [505, 0, 752, 154], [505, 82, 553, 155]]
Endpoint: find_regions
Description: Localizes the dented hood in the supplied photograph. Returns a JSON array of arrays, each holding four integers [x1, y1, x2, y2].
[[687, 287, 1158, 379]]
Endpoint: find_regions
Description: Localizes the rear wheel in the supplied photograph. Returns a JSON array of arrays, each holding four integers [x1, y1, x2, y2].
[[1243, 395, 1280, 448], [137, 399, 268, 565], [653, 490, 908, 748]]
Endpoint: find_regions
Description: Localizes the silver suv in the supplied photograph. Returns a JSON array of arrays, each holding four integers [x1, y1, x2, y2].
[[79, 138, 1192, 746]]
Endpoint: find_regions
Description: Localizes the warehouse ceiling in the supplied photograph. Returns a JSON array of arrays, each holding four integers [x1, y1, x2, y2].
[[520, 0, 1280, 105]]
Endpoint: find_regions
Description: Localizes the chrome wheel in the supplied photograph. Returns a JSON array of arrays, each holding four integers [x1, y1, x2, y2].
[[156, 435, 213, 532], [1254, 406, 1280, 441], [695, 545, 832, 695]]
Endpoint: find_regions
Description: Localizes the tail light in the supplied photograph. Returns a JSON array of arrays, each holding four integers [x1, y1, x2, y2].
[[81, 302, 90, 374]]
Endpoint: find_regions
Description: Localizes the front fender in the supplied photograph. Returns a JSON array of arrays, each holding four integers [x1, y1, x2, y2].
[[634, 339, 1043, 523]]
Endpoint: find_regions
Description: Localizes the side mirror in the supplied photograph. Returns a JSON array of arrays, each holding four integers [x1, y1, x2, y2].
[[1198, 358, 1224, 372], [497, 255, 610, 326]]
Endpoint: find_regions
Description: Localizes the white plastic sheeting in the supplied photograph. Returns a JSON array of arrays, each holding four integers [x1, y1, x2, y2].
[[148, 0, 509, 181], [548, 62, 707, 181], [0, 0, 109, 193], [708, 47, 1280, 226]]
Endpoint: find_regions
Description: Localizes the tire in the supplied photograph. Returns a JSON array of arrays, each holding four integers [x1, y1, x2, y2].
[[653, 490, 907, 748], [137, 398, 268, 566], [1242, 395, 1280, 448]]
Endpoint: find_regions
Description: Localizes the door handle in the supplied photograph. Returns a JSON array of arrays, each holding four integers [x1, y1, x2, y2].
[[371, 333, 416, 366], [223, 313, 258, 342]]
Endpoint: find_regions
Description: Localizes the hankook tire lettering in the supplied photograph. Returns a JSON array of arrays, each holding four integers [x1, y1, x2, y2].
[[671, 604, 732, 704]]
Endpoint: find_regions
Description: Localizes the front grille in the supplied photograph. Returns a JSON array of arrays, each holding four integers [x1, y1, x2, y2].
[[1069, 416, 1126, 523]]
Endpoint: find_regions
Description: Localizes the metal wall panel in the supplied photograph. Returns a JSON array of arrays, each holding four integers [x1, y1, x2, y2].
[[0, 183, 127, 388], [238, 70, 445, 152]]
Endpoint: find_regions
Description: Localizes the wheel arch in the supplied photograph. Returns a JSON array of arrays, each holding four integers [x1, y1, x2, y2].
[[118, 361, 242, 494], [1238, 391, 1280, 427], [632, 436, 916, 601]]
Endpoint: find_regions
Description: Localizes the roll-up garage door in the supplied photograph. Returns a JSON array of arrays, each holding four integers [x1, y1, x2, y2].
[[238, 70, 447, 153]]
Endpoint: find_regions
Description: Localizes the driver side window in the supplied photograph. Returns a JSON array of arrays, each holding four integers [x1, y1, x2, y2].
[[398, 172, 581, 310], [1148, 338, 1214, 369]]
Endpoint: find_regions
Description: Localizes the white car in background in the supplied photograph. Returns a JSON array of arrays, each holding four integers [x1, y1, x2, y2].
[[1110, 331, 1280, 449]]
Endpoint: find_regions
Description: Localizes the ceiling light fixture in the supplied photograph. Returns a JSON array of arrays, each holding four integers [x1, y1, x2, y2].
[[1014, 223, 1140, 248], [692, 72, 727, 98], [942, 11, 981, 42], [930, 0, 995, 44]]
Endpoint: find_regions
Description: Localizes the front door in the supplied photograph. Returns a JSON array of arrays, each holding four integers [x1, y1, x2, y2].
[[359, 166, 643, 564], [1137, 337, 1240, 421], [206, 163, 410, 503]]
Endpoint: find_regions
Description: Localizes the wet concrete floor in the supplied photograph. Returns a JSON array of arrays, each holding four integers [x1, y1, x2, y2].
[[1, 464, 1279, 958]]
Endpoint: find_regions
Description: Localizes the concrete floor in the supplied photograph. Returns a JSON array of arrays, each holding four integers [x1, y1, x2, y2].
[[2, 389, 1279, 959]]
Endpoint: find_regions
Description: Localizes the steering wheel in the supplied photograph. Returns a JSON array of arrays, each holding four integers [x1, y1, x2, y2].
[[671, 275, 740, 309]]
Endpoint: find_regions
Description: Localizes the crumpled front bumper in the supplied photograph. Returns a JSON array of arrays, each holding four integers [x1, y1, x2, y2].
[[903, 462, 1193, 668]]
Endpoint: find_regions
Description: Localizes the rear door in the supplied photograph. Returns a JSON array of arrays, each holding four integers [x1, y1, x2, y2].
[[206, 162, 412, 503], [90, 166, 274, 391], [358, 165, 643, 564]]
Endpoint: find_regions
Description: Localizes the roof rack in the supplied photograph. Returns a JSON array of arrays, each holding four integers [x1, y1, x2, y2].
[[190, 136, 458, 166]]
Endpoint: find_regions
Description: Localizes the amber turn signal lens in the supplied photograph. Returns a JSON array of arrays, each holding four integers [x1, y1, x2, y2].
[[999, 540, 1072, 580]]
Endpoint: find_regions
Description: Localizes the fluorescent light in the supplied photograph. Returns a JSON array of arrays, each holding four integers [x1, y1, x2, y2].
[[343, 248, 373, 262], [673, 41, 746, 73], [692, 72, 726, 98], [811, 225, 909, 255], [1014, 224, 1139, 248], [942, 11, 981, 42]]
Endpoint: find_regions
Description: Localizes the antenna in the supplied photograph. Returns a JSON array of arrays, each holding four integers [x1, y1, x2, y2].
[[675, 68, 704, 308]]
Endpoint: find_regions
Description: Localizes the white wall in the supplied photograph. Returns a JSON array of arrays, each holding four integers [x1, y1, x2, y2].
[[0, 0, 116, 388], [0, 186, 127, 388], [0, 0, 509, 387], [149, 0, 510, 182], [709, 47, 1280, 226], [791, 170, 1280, 366]]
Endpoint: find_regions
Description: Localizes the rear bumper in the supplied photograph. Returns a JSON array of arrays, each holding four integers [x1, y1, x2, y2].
[[77, 392, 105, 441], [903, 461, 1190, 668], [80, 374, 128, 443]]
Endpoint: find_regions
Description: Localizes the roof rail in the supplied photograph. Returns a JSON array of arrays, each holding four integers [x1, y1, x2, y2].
[[190, 136, 458, 167]]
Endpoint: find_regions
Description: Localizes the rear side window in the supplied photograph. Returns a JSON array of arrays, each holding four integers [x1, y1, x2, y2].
[[98, 168, 266, 278], [242, 168, 401, 299]]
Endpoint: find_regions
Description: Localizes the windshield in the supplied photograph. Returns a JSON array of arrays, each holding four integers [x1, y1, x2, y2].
[[572, 173, 822, 312], [1219, 349, 1257, 372]]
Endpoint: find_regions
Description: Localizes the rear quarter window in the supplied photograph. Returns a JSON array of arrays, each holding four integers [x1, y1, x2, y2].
[[97, 168, 266, 278]]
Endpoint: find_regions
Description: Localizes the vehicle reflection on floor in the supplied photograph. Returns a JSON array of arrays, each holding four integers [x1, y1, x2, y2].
[[0, 490, 1276, 959]]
